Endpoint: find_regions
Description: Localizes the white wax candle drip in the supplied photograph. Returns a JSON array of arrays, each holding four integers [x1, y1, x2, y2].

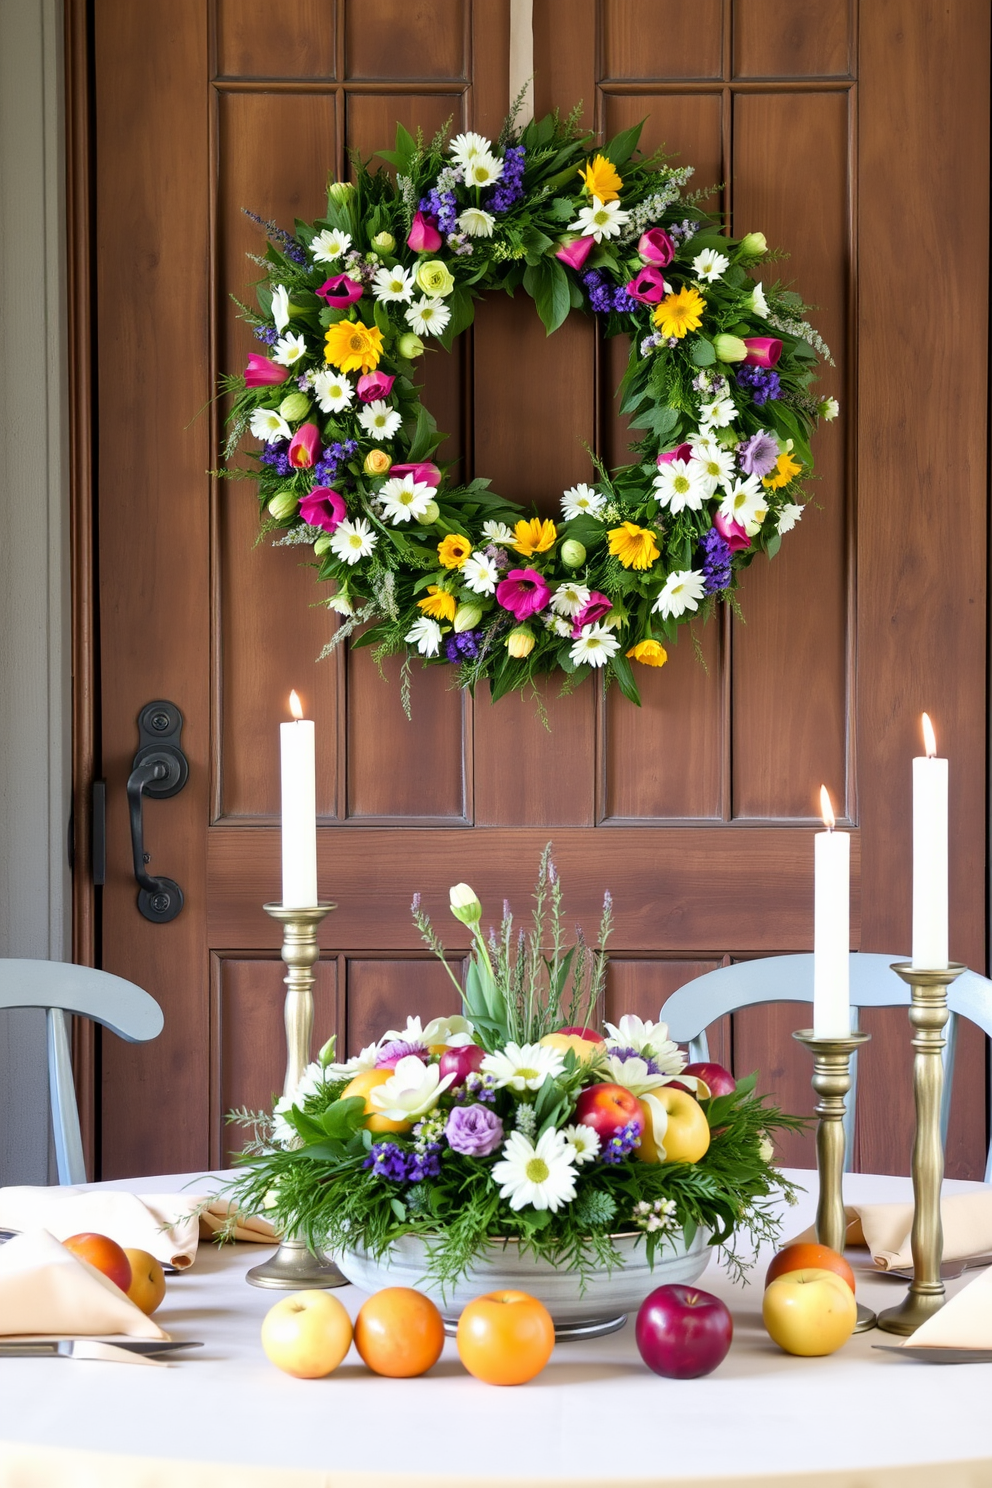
[[912, 712, 948, 970], [813, 786, 851, 1039], [280, 690, 318, 909]]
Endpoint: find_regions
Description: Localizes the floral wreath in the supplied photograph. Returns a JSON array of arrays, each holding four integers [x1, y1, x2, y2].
[[223, 105, 837, 708]]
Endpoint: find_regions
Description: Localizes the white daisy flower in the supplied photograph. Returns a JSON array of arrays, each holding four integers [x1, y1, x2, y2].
[[272, 331, 308, 368], [310, 228, 352, 264], [464, 150, 504, 188], [652, 569, 707, 620], [687, 440, 737, 496], [568, 195, 630, 243], [372, 263, 416, 304], [561, 1123, 601, 1165], [357, 399, 402, 440], [561, 482, 606, 520], [692, 247, 730, 282], [379, 474, 435, 524], [551, 581, 591, 618], [329, 517, 377, 565], [720, 475, 767, 534], [819, 397, 840, 421], [461, 550, 500, 596], [404, 615, 443, 657], [569, 624, 620, 669], [481, 1041, 566, 1093], [776, 502, 804, 534], [449, 131, 492, 169], [369, 1055, 455, 1122], [481, 520, 515, 545], [698, 393, 737, 429], [604, 1014, 683, 1073], [653, 458, 708, 515], [324, 1041, 379, 1080], [599, 1053, 672, 1098], [312, 368, 354, 413], [270, 284, 291, 333], [544, 614, 574, 638], [249, 408, 292, 444], [406, 296, 452, 338], [457, 208, 496, 238], [748, 280, 769, 317], [491, 1128, 578, 1213]]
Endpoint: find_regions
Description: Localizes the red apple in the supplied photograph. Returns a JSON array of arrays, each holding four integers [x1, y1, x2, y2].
[[683, 1061, 736, 1098], [438, 1043, 486, 1084], [635, 1284, 733, 1378], [63, 1232, 132, 1294], [558, 1025, 604, 1043], [573, 1082, 641, 1142]]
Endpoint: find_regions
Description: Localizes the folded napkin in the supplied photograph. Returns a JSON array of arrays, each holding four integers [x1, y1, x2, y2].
[[790, 1189, 992, 1271], [900, 1263, 992, 1348], [0, 1229, 167, 1339], [0, 1187, 277, 1270]]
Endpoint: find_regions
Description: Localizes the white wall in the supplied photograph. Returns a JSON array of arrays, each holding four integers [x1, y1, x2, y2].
[[0, 0, 70, 1184]]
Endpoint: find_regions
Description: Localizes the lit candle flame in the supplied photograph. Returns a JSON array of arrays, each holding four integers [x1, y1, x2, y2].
[[819, 785, 836, 831], [289, 690, 304, 721], [922, 712, 937, 759]]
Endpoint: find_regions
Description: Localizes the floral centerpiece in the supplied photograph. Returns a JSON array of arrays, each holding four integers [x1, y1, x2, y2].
[[221, 105, 837, 708], [226, 852, 800, 1320]]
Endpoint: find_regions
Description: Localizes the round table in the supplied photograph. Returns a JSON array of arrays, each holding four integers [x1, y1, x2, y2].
[[1, 1168, 990, 1488]]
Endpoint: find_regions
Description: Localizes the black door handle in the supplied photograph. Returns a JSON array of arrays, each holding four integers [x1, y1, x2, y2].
[[127, 701, 189, 923]]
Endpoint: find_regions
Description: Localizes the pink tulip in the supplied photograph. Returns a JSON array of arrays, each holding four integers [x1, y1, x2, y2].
[[571, 591, 612, 638], [625, 265, 669, 305], [407, 211, 443, 253], [356, 371, 396, 402], [742, 337, 782, 368], [317, 274, 364, 309], [555, 234, 595, 271], [638, 228, 675, 267], [495, 568, 552, 622], [389, 461, 441, 488], [245, 353, 289, 388], [657, 443, 693, 466], [299, 486, 347, 533], [713, 511, 751, 554], [287, 423, 321, 470]]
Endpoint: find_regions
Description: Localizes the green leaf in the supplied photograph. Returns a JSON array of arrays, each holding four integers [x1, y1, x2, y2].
[[601, 120, 645, 169], [520, 226, 554, 263], [320, 1095, 370, 1140], [609, 650, 642, 706], [547, 197, 575, 222], [522, 258, 571, 336], [407, 402, 437, 463], [629, 404, 678, 438], [390, 1197, 407, 1222], [690, 338, 716, 367], [765, 531, 782, 560]]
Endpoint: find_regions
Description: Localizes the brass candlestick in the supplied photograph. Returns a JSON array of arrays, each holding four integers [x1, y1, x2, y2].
[[247, 901, 347, 1291], [877, 961, 965, 1335], [793, 1029, 875, 1332]]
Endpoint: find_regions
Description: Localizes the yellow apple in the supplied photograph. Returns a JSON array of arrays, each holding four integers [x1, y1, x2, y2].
[[636, 1087, 711, 1164], [261, 1289, 354, 1378], [122, 1248, 166, 1315], [539, 1032, 602, 1063], [340, 1068, 410, 1133], [762, 1267, 857, 1356]]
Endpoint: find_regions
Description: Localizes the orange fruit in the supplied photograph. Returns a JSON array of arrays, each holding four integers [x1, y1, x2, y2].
[[62, 1232, 132, 1294], [340, 1068, 410, 1133], [765, 1241, 856, 1294], [456, 1289, 555, 1385], [354, 1287, 445, 1377]]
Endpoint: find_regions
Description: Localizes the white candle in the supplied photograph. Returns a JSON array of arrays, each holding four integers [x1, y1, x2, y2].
[[280, 690, 317, 908], [912, 712, 948, 970], [813, 786, 850, 1038]]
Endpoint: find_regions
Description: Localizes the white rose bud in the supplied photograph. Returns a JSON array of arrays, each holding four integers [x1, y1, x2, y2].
[[453, 602, 483, 633], [267, 490, 298, 522], [739, 231, 767, 256], [414, 500, 440, 526], [713, 334, 747, 363], [372, 231, 396, 253], [560, 539, 587, 568], [278, 391, 311, 422], [818, 397, 840, 422], [449, 882, 482, 926]]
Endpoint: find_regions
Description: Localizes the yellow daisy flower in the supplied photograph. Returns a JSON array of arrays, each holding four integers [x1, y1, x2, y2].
[[653, 287, 705, 340], [437, 534, 472, 569], [324, 319, 384, 373], [762, 451, 803, 489], [577, 154, 623, 204], [512, 518, 557, 556], [417, 586, 457, 622], [626, 639, 668, 669], [608, 522, 660, 571]]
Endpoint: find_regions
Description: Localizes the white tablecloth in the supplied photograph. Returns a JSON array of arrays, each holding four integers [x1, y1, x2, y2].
[[1, 1169, 991, 1488]]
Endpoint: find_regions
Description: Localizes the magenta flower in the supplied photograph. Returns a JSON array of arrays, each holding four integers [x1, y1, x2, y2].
[[407, 211, 443, 253], [245, 353, 289, 388], [571, 590, 612, 638], [555, 234, 595, 271], [356, 371, 395, 402], [625, 265, 669, 305], [390, 461, 441, 488], [316, 274, 364, 309], [496, 568, 552, 621], [743, 337, 782, 368], [299, 486, 347, 532], [657, 443, 693, 466], [287, 422, 321, 469], [638, 228, 675, 267], [713, 510, 751, 554]]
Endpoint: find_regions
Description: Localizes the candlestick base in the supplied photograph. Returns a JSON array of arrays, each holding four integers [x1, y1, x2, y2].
[[246, 1234, 348, 1290]]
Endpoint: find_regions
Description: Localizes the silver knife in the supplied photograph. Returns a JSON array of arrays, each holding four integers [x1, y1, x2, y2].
[[0, 1339, 202, 1360]]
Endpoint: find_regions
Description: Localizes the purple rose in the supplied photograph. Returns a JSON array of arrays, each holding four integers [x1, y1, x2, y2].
[[445, 1104, 504, 1157]]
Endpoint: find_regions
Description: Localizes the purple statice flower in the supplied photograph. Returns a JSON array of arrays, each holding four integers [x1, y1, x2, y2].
[[376, 1038, 428, 1067], [446, 232, 474, 256], [699, 528, 732, 595], [253, 325, 279, 345], [419, 187, 458, 234], [445, 1104, 504, 1157], [735, 364, 781, 407], [364, 1143, 412, 1182], [259, 440, 292, 477], [581, 269, 614, 316], [342, 438, 358, 457], [610, 1046, 660, 1075], [737, 430, 780, 478], [600, 1119, 642, 1165], [484, 543, 510, 571], [612, 285, 638, 315], [444, 629, 483, 663], [486, 145, 526, 212], [462, 1070, 497, 1104], [408, 1143, 442, 1181], [667, 219, 699, 244]]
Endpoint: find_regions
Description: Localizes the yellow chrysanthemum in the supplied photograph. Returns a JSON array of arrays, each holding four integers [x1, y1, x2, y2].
[[762, 451, 803, 489], [578, 154, 623, 204], [653, 287, 705, 340], [512, 518, 557, 556], [626, 639, 668, 669], [608, 522, 660, 571], [417, 585, 457, 622], [437, 534, 472, 569], [324, 319, 384, 373]]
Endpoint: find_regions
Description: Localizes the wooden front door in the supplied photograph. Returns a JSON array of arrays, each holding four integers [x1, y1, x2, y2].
[[72, 1, 990, 1181]]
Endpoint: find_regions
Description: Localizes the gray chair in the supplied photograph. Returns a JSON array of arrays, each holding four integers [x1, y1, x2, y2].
[[0, 960, 163, 1184], [660, 952, 992, 1182]]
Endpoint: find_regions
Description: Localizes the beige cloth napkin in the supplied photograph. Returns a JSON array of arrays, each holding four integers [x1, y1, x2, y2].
[[790, 1189, 992, 1271], [0, 1229, 167, 1339], [0, 1187, 277, 1270], [901, 1262, 992, 1348]]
